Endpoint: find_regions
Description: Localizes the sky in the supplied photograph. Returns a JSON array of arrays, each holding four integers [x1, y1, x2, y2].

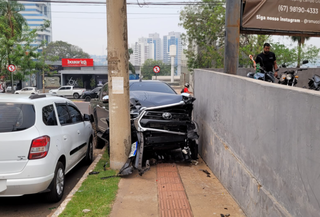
[[49, 0, 320, 56], [51, 1, 186, 56]]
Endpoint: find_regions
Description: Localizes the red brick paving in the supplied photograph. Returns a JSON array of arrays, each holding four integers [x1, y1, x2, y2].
[[157, 163, 193, 217]]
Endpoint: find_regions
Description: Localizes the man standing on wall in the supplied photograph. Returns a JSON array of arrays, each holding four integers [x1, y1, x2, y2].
[[254, 43, 279, 78]]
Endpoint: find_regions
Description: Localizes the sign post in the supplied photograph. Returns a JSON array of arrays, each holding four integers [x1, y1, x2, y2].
[[8, 65, 16, 94], [153, 65, 160, 80]]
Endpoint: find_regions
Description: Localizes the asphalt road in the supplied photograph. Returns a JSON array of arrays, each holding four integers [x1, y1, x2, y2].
[[0, 101, 95, 217]]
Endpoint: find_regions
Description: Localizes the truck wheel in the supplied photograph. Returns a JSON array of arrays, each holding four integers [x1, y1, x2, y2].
[[92, 118, 105, 149], [73, 93, 79, 99], [190, 140, 199, 160], [85, 96, 91, 101], [84, 139, 94, 164], [46, 161, 65, 202]]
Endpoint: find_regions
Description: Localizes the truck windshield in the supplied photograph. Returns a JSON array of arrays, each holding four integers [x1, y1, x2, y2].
[[129, 82, 176, 94]]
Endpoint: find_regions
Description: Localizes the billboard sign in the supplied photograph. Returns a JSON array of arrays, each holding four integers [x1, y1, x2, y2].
[[62, 59, 94, 67], [241, 0, 320, 36]]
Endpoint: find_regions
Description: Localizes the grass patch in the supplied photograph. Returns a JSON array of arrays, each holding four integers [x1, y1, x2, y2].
[[60, 150, 120, 217]]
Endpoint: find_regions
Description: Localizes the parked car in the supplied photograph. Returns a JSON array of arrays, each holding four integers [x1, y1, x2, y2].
[[14, 87, 39, 94], [89, 80, 199, 176], [6, 85, 16, 93], [81, 87, 102, 101], [49, 86, 85, 99], [0, 94, 94, 202]]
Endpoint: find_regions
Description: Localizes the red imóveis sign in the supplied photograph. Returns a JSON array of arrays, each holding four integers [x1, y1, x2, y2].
[[62, 59, 94, 67]]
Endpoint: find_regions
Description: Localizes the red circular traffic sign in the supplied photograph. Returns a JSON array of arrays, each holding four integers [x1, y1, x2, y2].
[[153, 65, 160, 74], [7, 65, 16, 72]]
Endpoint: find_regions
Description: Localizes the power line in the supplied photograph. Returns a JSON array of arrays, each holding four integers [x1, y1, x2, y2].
[[14, 0, 224, 6], [22, 11, 180, 15], [53, 16, 178, 20]]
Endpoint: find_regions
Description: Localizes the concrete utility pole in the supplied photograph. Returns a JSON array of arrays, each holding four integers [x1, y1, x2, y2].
[[107, 0, 131, 170], [169, 45, 176, 83], [224, 0, 241, 75]]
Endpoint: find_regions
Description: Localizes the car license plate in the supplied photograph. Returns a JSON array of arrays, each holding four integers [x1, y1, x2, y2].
[[0, 180, 7, 192]]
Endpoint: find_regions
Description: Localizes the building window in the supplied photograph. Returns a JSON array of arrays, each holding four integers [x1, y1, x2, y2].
[[44, 6, 47, 16]]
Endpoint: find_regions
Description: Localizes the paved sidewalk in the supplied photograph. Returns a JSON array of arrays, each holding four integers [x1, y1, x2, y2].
[[110, 158, 246, 217]]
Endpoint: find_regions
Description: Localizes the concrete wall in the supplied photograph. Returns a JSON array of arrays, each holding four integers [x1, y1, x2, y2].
[[194, 69, 320, 217], [209, 67, 320, 88]]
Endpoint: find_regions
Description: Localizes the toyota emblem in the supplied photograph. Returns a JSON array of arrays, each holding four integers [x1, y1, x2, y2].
[[162, 112, 172, 120]]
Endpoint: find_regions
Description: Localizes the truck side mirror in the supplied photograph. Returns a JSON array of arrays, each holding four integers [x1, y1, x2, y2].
[[83, 114, 94, 122]]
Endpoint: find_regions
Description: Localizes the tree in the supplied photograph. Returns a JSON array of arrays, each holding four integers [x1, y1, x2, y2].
[[0, 14, 58, 91], [180, 0, 268, 70], [0, 0, 26, 39], [179, 0, 226, 70], [141, 59, 172, 80], [43, 41, 90, 60], [270, 42, 297, 67], [0, 0, 26, 82], [128, 48, 135, 74], [239, 34, 271, 67], [290, 36, 310, 68], [179, 0, 319, 71], [90, 77, 96, 89]]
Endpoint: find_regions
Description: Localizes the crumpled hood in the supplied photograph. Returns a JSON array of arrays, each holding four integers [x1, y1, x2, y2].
[[130, 91, 183, 107]]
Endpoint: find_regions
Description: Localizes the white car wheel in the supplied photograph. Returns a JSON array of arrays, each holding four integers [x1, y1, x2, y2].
[[46, 161, 65, 202]]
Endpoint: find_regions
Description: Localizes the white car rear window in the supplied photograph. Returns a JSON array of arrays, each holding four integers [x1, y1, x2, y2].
[[0, 103, 35, 133]]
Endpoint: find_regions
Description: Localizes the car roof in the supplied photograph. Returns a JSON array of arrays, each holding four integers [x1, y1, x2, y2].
[[129, 80, 165, 83], [0, 94, 75, 106]]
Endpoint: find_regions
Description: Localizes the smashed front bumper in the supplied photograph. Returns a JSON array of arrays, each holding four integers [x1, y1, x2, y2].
[[118, 99, 199, 176]]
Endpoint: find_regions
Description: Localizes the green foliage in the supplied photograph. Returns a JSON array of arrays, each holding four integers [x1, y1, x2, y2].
[[179, 0, 319, 70], [239, 35, 271, 67], [90, 77, 96, 89], [0, 0, 58, 84], [60, 150, 120, 217], [128, 48, 135, 74], [290, 36, 310, 67], [179, 0, 226, 70], [270, 43, 297, 66], [141, 59, 172, 80], [76, 78, 83, 88], [43, 41, 91, 60], [129, 62, 136, 74], [0, 0, 26, 39]]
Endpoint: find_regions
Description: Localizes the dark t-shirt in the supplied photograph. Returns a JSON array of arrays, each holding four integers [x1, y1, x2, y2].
[[255, 52, 276, 72]]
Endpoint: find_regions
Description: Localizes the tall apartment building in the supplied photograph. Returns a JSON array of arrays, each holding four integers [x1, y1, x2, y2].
[[148, 33, 162, 61], [19, 1, 52, 51], [130, 37, 154, 66], [131, 32, 182, 75], [163, 32, 182, 75]]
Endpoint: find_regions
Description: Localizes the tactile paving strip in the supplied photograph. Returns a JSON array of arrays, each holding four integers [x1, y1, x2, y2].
[[157, 163, 193, 217]]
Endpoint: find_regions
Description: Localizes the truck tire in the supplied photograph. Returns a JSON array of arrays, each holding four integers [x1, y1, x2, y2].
[[92, 114, 105, 149], [73, 93, 79, 99], [84, 138, 94, 165]]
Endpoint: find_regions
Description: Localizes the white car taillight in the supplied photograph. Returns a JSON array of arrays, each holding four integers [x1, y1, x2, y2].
[[28, 136, 50, 160]]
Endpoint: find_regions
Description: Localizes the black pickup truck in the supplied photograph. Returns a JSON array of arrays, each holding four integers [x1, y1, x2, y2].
[[89, 80, 199, 175], [81, 87, 102, 101]]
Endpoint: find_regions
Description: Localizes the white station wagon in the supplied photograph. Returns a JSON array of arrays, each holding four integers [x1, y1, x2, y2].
[[0, 94, 94, 202], [14, 87, 39, 95]]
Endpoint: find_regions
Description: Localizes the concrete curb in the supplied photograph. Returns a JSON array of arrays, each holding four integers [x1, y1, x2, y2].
[[48, 147, 106, 217]]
